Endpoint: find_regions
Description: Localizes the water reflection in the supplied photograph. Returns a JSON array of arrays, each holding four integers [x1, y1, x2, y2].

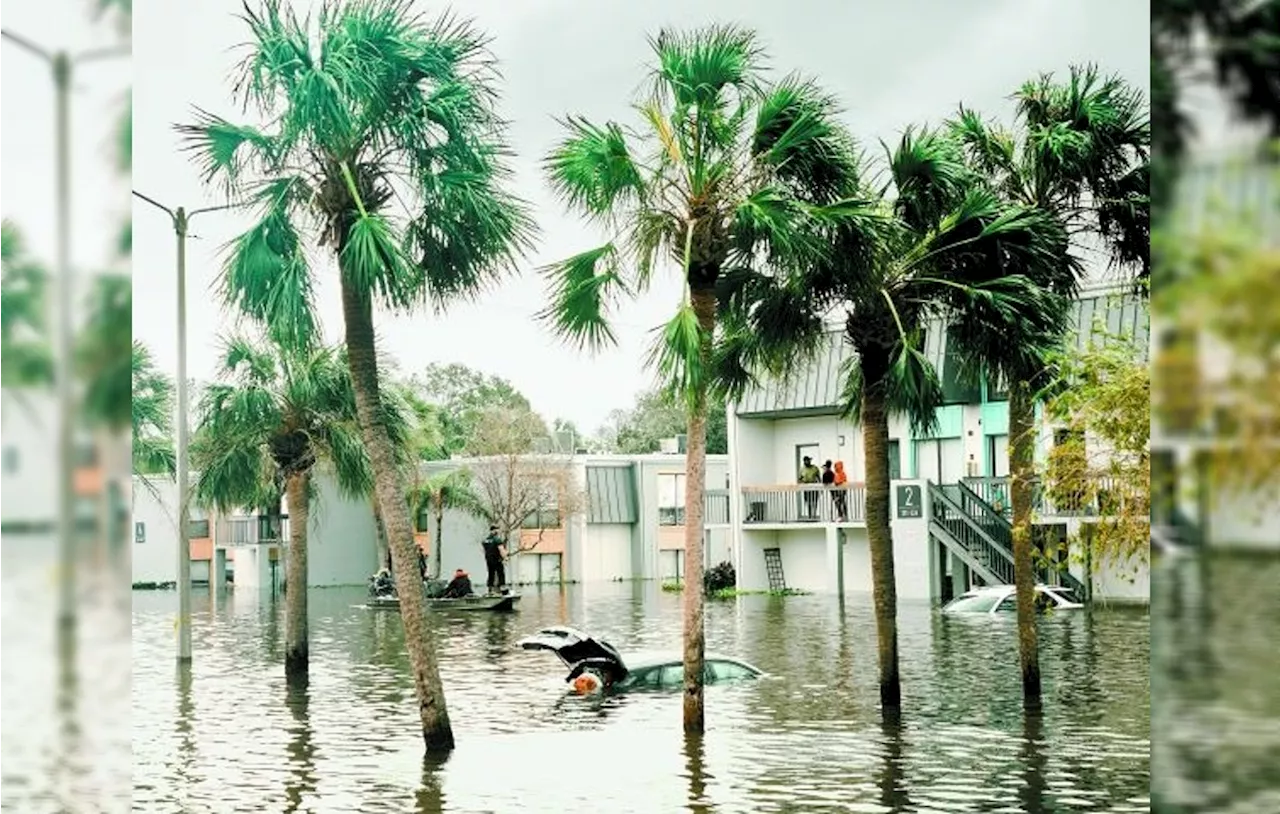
[[1153, 552, 1280, 813], [131, 582, 1149, 812]]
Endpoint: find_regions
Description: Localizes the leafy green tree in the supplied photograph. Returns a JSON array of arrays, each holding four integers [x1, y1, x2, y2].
[[596, 387, 727, 455], [131, 341, 175, 478], [949, 66, 1149, 706], [180, 0, 533, 750], [409, 468, 483, 579], [723, 127, 1071, 712], [540, 25, 862, 732], [412, 362, 546, 454], [191, 335, 406, 679], [78, 274, 132, 430]]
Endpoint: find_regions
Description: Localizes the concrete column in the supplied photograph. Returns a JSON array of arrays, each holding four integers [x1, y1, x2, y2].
[[825, 526, 844, 595], [949, 550, 968, 596], [212, 547, 227, 593]]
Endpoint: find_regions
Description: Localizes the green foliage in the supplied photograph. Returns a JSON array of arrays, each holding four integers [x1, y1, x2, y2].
[[179, 0, 535, 350], [132, 342, 175, 477], [540, 24, 864, 412], [77, 274, 132, 430], [1042, 327, 1150, 566], [410, 362, 547, 455], [190, 334, 407, 512], [1, 221, 53, 388], [594, 386, 727, 455]]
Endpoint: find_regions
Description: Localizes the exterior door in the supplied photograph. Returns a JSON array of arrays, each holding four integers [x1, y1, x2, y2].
[[988, 434, 1010, 477], [939, 438, 965, 484], [795, 444, 820, 480], [915, 440, 940, 482]]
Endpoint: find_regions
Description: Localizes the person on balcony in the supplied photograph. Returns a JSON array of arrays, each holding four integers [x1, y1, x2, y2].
[[798, 456, 821, 520], [441, 568, 473, 599], [831, 461, 849, 521]]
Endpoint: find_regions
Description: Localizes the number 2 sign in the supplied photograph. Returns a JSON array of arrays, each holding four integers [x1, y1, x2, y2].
[[896, 485, 922, 519]]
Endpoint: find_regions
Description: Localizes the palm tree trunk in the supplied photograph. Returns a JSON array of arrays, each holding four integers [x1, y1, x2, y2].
[[1009, 380, 1042, 707], [433, 495, 444, 580], [373, 495, 390, 572], [284, 469, 310, 680], [341, 281, 454, 752], [861, 370, 901, 710], [681, 286, 715, 734]]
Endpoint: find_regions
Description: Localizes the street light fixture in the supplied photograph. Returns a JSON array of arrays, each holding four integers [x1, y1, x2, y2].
[[2, 29, 128, 633], [133, 191, 236, 663]]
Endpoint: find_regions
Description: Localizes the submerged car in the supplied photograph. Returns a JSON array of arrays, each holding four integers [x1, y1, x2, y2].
[[942, 584, 1084, 615], [517, 625, 763, 693]]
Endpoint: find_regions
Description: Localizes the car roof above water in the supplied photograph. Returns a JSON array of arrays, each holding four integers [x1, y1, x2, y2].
[[624, 652, 755, 671]]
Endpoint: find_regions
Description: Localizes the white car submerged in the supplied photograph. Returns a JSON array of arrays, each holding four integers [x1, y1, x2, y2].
[[942, 584, 1084, 615]]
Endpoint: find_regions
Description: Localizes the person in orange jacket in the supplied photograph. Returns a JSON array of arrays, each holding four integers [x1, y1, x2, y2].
[[832, 461, 849, 521]]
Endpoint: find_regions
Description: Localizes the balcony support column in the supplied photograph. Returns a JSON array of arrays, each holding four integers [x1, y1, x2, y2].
[[212, 547, 227, 594]]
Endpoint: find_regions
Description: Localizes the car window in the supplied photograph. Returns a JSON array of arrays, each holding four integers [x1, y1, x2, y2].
[[943, 594, 1002, 613], [658, 664, 684, 687], [995, 596, 1016, 612], [708, 661, 755, 682], [1034, 592, 1056, 612], [626, 667, 662, 689]]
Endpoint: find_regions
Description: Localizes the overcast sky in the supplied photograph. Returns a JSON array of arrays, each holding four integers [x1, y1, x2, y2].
[[1, 1, 129, 315], [122, 0, 1158, 433]]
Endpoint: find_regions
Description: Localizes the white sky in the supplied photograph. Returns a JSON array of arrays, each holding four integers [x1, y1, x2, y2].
[[121, 0, 1156, 433], [1, 0, 130, 309]]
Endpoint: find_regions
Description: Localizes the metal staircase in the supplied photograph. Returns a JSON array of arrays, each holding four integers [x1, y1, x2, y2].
[[927, 482, 1088, 597]]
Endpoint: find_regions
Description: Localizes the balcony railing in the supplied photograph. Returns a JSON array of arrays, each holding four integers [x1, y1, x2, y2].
[[741, 484, 866, 524], [216, 515, 290, 547], [657, 491, 731, 526], [962, 475, 1145, 520]]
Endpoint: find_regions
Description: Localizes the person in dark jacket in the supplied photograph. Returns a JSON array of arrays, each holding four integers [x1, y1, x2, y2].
[[441, 568, 473, 599], [481, 525, 507, 594]]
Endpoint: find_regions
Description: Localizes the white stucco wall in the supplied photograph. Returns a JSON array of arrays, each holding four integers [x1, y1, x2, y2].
[[303, 470, 380, 586], [1, 398, 56, 526], [131, 475, 179, 585], [581, 523, 633, 582], [1207, 487, 1280, 549], [1088, 552, 1150, 605]]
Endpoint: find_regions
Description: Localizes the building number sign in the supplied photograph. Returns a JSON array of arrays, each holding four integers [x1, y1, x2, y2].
[[896, 485, 922, 519]]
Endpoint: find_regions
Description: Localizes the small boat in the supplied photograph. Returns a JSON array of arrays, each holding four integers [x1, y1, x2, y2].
[[367, 591, 521, 612]]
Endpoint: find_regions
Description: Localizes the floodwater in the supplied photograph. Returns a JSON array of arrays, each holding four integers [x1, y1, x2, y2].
[[1152, 552, 1280, 813], [128, 579, 1149, 813], [1, 534, 132, 813]]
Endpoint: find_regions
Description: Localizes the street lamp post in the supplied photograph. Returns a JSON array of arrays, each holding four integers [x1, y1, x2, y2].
[[2, 29, 128, 632], [133, 192, 234, 662]]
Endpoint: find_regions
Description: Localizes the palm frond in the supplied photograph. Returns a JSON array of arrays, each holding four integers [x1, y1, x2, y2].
[[752, 74, 860, 202], [536, 244, 628, 351], [219, 203, 317, 348], [340, 213, 420, 310], [648, 24, 763, 109], [888, 126, 971, 233], [175, 108, 280, 196], [646, 303, 710, 412], [545, 117, 644, 221]]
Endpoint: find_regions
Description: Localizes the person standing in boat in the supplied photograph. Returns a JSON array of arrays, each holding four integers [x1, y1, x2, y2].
[[481, 525, 507, 594]]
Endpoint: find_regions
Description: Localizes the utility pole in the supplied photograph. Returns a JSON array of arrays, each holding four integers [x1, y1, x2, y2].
[[2, 30, 128, 632], [133, 192, 234, 662]]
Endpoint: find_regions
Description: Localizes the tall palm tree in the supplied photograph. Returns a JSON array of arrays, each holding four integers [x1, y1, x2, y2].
[[192, 334, 408, 679], [178, 0, 533, 750], [131, 341, 175, 478], [410, 468, 482, 579], [948, 66, 1149, 706], [721, 127, 1071, 711], [540, 25, 862, 733]]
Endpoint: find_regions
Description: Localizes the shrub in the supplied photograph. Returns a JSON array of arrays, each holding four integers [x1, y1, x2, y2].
[[704, 561, 735, 594]]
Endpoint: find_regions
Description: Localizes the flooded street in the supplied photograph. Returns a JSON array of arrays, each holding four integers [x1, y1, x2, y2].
[[1152, 552, 1280, 813], [129, 580, 1149, 813]]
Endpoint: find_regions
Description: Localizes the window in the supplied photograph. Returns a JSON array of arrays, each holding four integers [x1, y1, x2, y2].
[[1, 446, 17, 474], [708, 660, 756, 682], [187, 519, 210, 538], [521, 507, 562, 529], [415, 506, 431, 533], [985, 370, 1009, 402], [658, 664, 684, 687], [657, 473, 687, 525], [941, 328, 982, 404], [887, 440, 901, 481], [943, 594, 1001, 613], [995, 596, 1016, 613]]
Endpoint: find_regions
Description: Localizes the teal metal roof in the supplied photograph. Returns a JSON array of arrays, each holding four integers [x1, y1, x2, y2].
[[736, 291, 1150, 416], [1175, 160, 1280, 242], [585, 464, 638, 524]]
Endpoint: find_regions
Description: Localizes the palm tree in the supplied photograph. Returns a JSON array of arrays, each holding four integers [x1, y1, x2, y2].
[[541, 25, 862, 733], [1, 220, 54, 391], [178, 0, 533, 750], [131, 341, 175, 478], [721, 126, 1071, 711], [948, 66, 1149, 706], [410, 469, 482, 579], [191, 334, 407, 680]]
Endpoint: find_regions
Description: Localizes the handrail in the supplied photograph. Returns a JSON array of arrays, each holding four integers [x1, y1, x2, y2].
[[741, 484, 866, 524], [928, 483, 1015, 584]]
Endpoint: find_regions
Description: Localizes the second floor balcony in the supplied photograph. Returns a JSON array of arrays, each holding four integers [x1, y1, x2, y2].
[[216, 514, 291, 547], [741, 484, 866, 525]]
